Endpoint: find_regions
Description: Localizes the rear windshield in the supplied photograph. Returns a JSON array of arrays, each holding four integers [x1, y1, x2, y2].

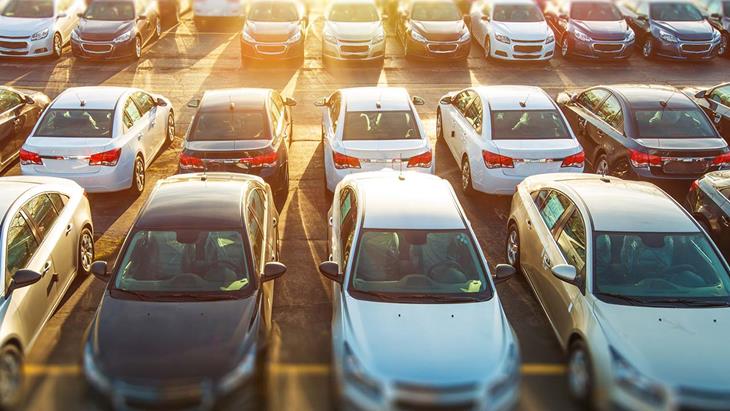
[[491, 110, 571, 140], [493, 4, 544, 22], [650, 2, 704, 21], [329, 3, 379, 22], [570, 2, 623, 20], [343, 111, 421, 141], [35, 109, 114, 138], [1, 0, 53, 18], [189, 111, 269, 141], [634, 109, 717, 138], [411, 2, 462, 21], [248, 2, 299, 22]]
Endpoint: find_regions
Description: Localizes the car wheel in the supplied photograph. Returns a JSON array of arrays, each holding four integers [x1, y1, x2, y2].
[[567, 340, 594, 406], [506, 223, 521, 270], [155, 17, 162, 39], [51, 33, 63, 60], [130, 156, 145, 196], [720, 33, 728, 57], [436, 109, 444, 141], [483, 36, 491, 60], [166, 112, 176, 145], [0, 345, 23, 409], [594, 153, 609, 175], [641, 37, 654, 59], [78, 227, 94, 276], [561, 35, 571, 58], [133, 36, 142, 60], [461, 157, 476, 196]]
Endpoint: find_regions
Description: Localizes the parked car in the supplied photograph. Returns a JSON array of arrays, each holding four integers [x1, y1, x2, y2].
[[83, 172, 285, 410], [0, 176, 93, 408], [469, 0, 555, 60], [71, 0, 162, 60], [395, 0, 471, 60], [556, 85, 730, 185], [0, 87, 50, 172], [322, 0, 386, 64], [314, 87, 432, 194], [320, 170, 519, 411], [688, 170, 730, 255], [685, 82, 730, 140], [20, 86, 175, 195], [158, 0, 192, 24], [178, 88, 294, 203], [619, 0, 722, 60], [240, 0, 308, 65], [438, 85, 584, 196], [543, 0, 636, 59], [0, 0, 84, 59], [507, 173, 730, 410], [695, 0, 730, 55], [193, 0, 246, 26]]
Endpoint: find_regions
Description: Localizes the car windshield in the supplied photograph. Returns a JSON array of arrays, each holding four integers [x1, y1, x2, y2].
[[343, 111, 421, 140], [329, 3, 379, 22], [349, 229, 493, 302], [248, 2, 299, 22], [1, 0, 53, 18], [570, 2, 623, 20], [35, 109, 114, 138], [189, 111, 269, 141], [491, 110, 571, 140], [493, 4, 544, 22], [411, 2, 462, 21], [594, 232, 730, 306], [650, 2, 704, 21], [84, 1, 136, 21], [113, 230, 252, 298], [634, 109, 716, 138]]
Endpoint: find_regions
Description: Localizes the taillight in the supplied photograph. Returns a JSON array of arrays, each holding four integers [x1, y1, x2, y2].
[[690, 179, 700, 192], [407, 151, 432, 168], [629, 149, 662, 169], [179, 153, 205, 171], [333, 152, 361, 169], [712, 152, 730, 168], [19, 149, 42, 165], [89, 148, 121, 166], [240, 150, 277, 168], [482, 150, 514, 169], [561, 151, 585, 168]]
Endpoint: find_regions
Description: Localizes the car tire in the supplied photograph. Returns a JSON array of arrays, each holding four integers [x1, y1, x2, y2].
[[0, 345, 23, 409], [461, 157, 476, 196], [593, 153, 609, 175], [506, 223, 521, 271], [165, 111, 176, 146], [567, 339, 595, 407], [641, 37, 654, 59], [133, 36, 142, 60], [277, 163, 290, 205], [436, 109, 444, 141], [78, 226, 94, 277], [130, 155, 145, 196], [720, 33, 728, 57], [155, 17, 162, 39], [51, 33, 63, 60], [483, 36, 491, 60]]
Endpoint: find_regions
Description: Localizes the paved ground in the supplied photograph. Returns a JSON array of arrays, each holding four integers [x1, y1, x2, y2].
[[0, 6, 728, 411]]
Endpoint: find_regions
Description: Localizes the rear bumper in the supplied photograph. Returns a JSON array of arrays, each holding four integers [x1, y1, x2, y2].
[[20, 165, 133, 193], [473, 165, 585, 195]]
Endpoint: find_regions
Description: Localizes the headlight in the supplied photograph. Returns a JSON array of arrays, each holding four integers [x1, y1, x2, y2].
[[242, 27, 255, 43], [373, 30, 385, 44], [546, 33, 555, 43], [324, 31, 337, 44], [494, 33, 511, 44], [573, 29, 591, 42], [488, 344, 520, 400], [343, 344, 381, 399], [658, 29, 678, 43], [71, 30, 81, 42], [83, 345, 111, 393], [626, 28, 635, 41], [458, 30, 471, 42], [611, 347, 666, 406], [410, 29, 427, 43], [31, 28, 49, 41], [289, 29, 302, 43], [113, 30, 133, 44], [713, 29, 721, 41], [218, 343, 257, 394]]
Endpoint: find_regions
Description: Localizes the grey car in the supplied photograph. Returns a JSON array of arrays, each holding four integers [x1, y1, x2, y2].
[[507, 173, 730, 410], [0, 176, 94, 408]]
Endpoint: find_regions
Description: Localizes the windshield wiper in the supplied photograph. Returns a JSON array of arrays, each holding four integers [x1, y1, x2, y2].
[[403, 294, 484, 303], [596, 293, 648, 305], [111, 289, 153, 301], [644, 298, 730, 308]]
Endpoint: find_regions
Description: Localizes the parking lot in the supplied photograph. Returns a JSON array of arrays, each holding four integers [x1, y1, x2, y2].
[[1, 7, 728, 411]]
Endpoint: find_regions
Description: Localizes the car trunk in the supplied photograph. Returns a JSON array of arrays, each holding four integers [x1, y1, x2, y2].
[[493, 139, 581, 177], [26, 137, 115, 175], [340, 139, 430, 173], [184, 139, 276, 172], [637, 138, 728, 177]]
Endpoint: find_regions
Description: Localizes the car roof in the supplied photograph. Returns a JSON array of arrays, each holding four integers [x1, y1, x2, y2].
[[0, 176, 78, 220], [199, 88, 271, 112], [605, 84, 697, 110], [474, 86, 556, 111], [342, 87, 412, 112], [490, 0, 537, 5], [52, 87, 131, 110], [348, 171, 466, 230], [703, 170, 730, 190]]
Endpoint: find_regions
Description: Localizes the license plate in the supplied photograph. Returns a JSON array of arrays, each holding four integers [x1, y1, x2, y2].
[[663, 159, 708, 175]]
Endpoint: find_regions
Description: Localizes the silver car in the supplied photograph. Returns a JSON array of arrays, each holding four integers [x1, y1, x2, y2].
[[507, 173, 730, 411], [0, 176, 94, 408]]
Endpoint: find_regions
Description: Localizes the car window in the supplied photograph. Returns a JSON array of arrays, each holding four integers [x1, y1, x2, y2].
[[709, 85, 730, 107], [724, 1, 730, 16], [411, 1, 462, 21], [571, 2, 623, 20], [452, 91, 474, 115], [532, 189, 549, 209], [339, 188, 357, 267], [634, 109, 717, 138], [1, 0, 54, 18], [463, 92, 483, 134], [36, 109, 114, 138], [649, 2, 703, 20], [248, 1, 299, 21], [539, 191, 572, 230], [23, 194, 59, 241], [491, 110, 571, 140], [189, 111, 268, 141], [342, 111, 421, 140], [577, 89, 609, 113], [123, 99, 142, 130], [492, 4, 544, 21], [131, 92, 156, 116], [5, 213, 39, 283], [48, 193, 67, 213], [247, 189, 267, 271], [555, 210, 587, 276], [329, 2, 379, 22], [595, 95, 624, 133], [0, 89, 23, 113], [84, 0, 136, 20], [270, 94, 286, 136]]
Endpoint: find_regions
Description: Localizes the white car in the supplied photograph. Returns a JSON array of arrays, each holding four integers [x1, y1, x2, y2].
[[193, 0, 246, 25], [469, 0, 556, 60], [315, 87, 434, 193], [0, 176, 93, 408], [322, 0, 386, 63], [508, 173, 730, 410], [0, 0, 84, 59], [319, 170, 519, 411], [20, 86, 175, 195], [437, 85, 584, 195]]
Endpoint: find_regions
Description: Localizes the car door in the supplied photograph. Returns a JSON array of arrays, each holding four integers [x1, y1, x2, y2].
[[564, 89, 610, 168], [123, 95, 152, 164], [707, 85, 730, 139], [271, 92, 291, 147], [469, 1, 488, 47], [136, 0, 153, 42], [445, 90, 475, 162], [246, 187, 273, 332], [461, 93, 484, 167], [0, 89, 26, 167], [591, 93, 627, 167], [54, 0, 75, 42], [132, 91, 164, 156]]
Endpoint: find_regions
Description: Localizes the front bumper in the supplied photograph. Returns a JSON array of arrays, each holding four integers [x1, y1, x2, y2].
[[322, 38, 386, 61], [653, 36, 721, 60], [240, 36, 305, 60], [570, 36, 635, 59], [490, 37, 555, 61], [405, 37, 471, 60], [0, 34, 55, 57], [71, 37, 137, 60]]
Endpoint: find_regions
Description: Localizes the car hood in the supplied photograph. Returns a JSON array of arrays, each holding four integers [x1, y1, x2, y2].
[[411, 20, 466, 41], [491, 21, 550, 41], [325, 21, 382, 41], [572, 19, 629, 41], [0, 16, 52, 37], [344, 296, 511, 385], [652, 20, 715, 41], [77, 19, 135, 42], [594, 300, 730, 389], [635, 137, 727, 151], [245, 20, 299, 41], [186, 139, 272, 153], [88, 291, 257, 382]]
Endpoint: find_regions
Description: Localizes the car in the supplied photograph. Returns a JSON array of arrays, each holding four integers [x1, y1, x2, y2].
[[469, 0, 556, 61], [685, 82, 730, 140], [395, 0, 471, 60], [543, 0, 636, 59], [177, 88, 295, 203], [71, 0, 162, 60], [0, 176, 94, 408], [619, 0, 722, 60], [556, 85, 730, 186], [695, 0, 730, 55], [437, 85, 584, 196], [314, 87, 433, 194], [507, 173, 730, 410], [0, 0, 84, 59], [688, 170, 730, 256], [322, 0, 386, 64], [319, 170, 519, 411], [82, 172, 285, 410], [158, 0, 192, 24], [240, 0, 308, 65], [0, 87, 50, 172], [20, 86, 175, 195], [193, 0, 246, 26]]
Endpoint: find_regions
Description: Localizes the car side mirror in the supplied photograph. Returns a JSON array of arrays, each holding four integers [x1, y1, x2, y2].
[[695, 89, 707, 99], [57, 13, 68, 19], [493, 264, 516, 284], [24, 95, 35, 105], [262, 262, 287, 282], [319, 261, 342, 283], [77, 12, 85, 18], [187, 99, 201, 108], [551, 264, 577, 284], [481, 15, 490, 21], [156, 97, 167, 107], [559, 13, 568, 20], [7, 270, 42, 294], [710, 13, 722, 19], [90, 261, 110, 282], [440, 95, 453, 105], [412, 96, 425, 106], [137, 15, 148, 21], [637, 14, 648, 21], [284, 97, 297, 107], [314, 97, 327, 107]]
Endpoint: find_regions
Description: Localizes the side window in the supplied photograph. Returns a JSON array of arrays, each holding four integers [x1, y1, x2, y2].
[[246, 189, 267, 271], [555, 210, 587, 275], [48, 193, 68, 213], [595, 95, 624, 133], [339, 188, 358, 268], [131, 92, 156, 116], [709, 85, 730, 107], [539, 191, 572, 230], [6, 213, 39, 282], [577, 89, 609, 113], [463, 93, 483, 134], [23, 194, 60, 241], [452, 91, 474, 115], [532, 189, 549, 210], [270, 94, 285, 136], [123, 98, 142, 130], [0, 90, 23, 113], [329, 92, 341, 133]]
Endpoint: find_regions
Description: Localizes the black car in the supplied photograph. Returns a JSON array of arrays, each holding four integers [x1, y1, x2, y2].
[[240, 0, 308, 65], [83, 172, 286, 409], [699, 0, 730, 55], [0, 86, 49, 172], [544, 0, 636, 59], [72, 0, 161, 60], [158, 0, 191, 24], [396, 0, 471, 60], [688, 170, 730, 256], [686, 82, 730, 141], [556, 85, 730, 186], [178, 88, 295, 203]]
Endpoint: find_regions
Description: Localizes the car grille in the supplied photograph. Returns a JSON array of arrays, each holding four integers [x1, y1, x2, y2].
[[82, 43, 113, 53], [427, 44, 458, 52], [514, 45, 542, 53], [341, 45, 369, 53], [662, 159, 709, 175], [0, 41, 27, 50], [513, 54, 541, 59], [256, 44, 286, 53], [681, 43, 711, 52], [394, 400, 476, 411], [512, 38, 544, 43], [593, 43, 622, 52], [253, 33, 289, 42]]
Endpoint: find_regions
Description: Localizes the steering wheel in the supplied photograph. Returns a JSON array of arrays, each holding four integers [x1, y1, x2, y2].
[[634, 278, 682, 291], [400, 274, 437, 289], [428, 260, 463, 278], [210, 260, 239, 273], [169, 273, 205, 288]]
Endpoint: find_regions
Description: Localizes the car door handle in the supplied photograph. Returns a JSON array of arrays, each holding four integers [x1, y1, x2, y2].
[[272, 217, 278, 228], [542, 254, 551, 270], [41, 261, 52, 275], [65, 224, 73, 235], [721, 215, 730, 227], [137, 133, 143, 141], [527, 219, 532, 229], [451, 130, 455, 137], [329, 216, 334, 226]]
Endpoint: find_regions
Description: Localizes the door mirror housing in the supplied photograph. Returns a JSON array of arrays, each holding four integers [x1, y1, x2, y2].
[[440, 95, 453, 105], [57, 13, 68, 19], [284, 97, 297, 107], [637, 14, 648, 21], [77, 12, 85, 18], [262, 262, 287, 282], [710, 13, 722, 19], [7, 270, 42, 294], [695, 89, 707, 99], [314, 97, 327, 107], [551, 264, 578, 284], [412, 96, 425, 106], [493, 264, 516, 284], [187, 99, 201, 108], [24, 95, 35, 105], [558, 13, 569, 20], [481, 15, 490, 21], [90, 261, 111, 282], [156, 97, 167, 107], [137, 15, 148, 21], [319, 261, 342, 283]]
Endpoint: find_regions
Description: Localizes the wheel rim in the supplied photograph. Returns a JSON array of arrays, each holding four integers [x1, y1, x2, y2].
[[0, 352, 20, 403], [596, 158, 609, 175], [562, 38, 569, 57], [156, 19, 161, 37], [507, 229, 519, 266], [436, 112, 443, 138], [720, 35, 728, 55], [568, 349, 590, 400], [462, 161, 470, 191], [135, 159, 145, 191], [484, 37, 490, 58], [643, 40, 651, 57], [135, 37, 141, 57], [80, 231, 94, 273], [54, 35, 61, 56], [167, 114, 175, 142]]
